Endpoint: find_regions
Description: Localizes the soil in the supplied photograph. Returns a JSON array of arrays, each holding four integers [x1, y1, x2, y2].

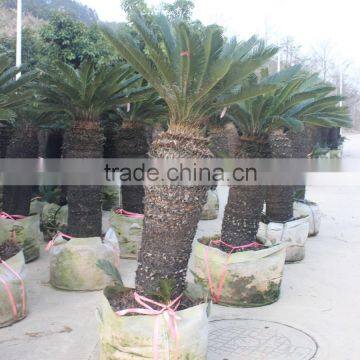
[[198, 236, 267, 253], [105, 286, 201, 314], [0, 239, 21, 261]]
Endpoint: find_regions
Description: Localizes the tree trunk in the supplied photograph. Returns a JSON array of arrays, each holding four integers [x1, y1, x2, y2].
[[0, 125, 14, 158], [116, 125, 152, 214], [266, 130, 294, 222], [328, 127, 341, 149], [221, 137, 270, 246], [45, 130, 64, 158], [2, 122, 39, 216], [135, 127, 212, 298], [288, 130, 308, 200], [62, 120, 103, 237]]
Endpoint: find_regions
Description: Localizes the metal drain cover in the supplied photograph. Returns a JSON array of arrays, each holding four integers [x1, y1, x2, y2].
[[208, 319, 318, 360]]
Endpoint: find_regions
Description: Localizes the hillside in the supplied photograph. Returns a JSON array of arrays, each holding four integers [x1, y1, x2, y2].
[[0, 0, 98, 24], [0, 6, 46, 38]]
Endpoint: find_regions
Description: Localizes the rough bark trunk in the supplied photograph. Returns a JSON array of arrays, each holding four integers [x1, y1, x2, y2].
[[45, 130, 64, 158], [288, 130, 308, 200], [0, 125, 14, 158], [2, 122, 39, 216], [62, 120, 103, 237], [266, 130, 294, 222], [116, 125, 152, 214], [135, 127, 212, 298], [221, 137, 270, 246], [328, 127, 341, 149]]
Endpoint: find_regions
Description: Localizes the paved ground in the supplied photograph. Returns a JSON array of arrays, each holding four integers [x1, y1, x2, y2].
[[1, 133, 360, 359]]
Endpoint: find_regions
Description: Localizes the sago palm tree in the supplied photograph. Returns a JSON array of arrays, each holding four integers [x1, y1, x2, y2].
[[0, 53, 38, 215], [0, 53, 36, 159], [36, 60, 152, 237], [115, 91, 167, 213], [104, 13, 278, 297], [221, 65, 307, 246], [265, 75, 352, 222]]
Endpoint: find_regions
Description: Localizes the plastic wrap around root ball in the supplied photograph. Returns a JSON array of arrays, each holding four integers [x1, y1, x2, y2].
[[0, 215, 41, 263], [98, 290, 209, 360], [200, 189, 219, 220], [257, 216, 309, 263], [49, 230, 120, 291], [0, 250, 27, 328], [293, 201, 321, 236], [110, 211, 143, 259], [189, 237, 287, 307]]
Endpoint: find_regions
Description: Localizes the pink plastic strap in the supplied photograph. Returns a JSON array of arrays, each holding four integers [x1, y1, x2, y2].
[[180, 51, 190, 57], [127, 103, 131, 112], [116, 292, 182, 360], [0, 259, 26, 318], [115, 209, 144, 219], [0, 212, 26, 220], [204, 239, 262, 303], [45, 231, 73, 252], [31, 196, 42, 202], [0, 275, 18, 320]]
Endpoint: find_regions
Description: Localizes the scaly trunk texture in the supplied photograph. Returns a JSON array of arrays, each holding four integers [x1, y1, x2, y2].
[[319, 127, 330, 148], [116, 125, 152, 214], [221, 137, 270, 247], [2, 122, 39, 215], [135, 127, 212, 297], [328, 127, 341, 149], [45, 130, 64, 159], [266, 131, 294, 222], [0, 125, 14, 158], [288, 130, 308, 200], [62, 120, 103, 237]]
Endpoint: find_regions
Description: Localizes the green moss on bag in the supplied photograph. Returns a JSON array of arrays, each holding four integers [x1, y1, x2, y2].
[[190, 237, 287, 307], [110, 211, 143, 259], [49, 235, 120, 291], [98, 289, 209, 359], [0, 251, 27, 328], [0, 215, 41, 263]]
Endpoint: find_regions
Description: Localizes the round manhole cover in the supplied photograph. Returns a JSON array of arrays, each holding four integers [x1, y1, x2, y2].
[[208, 319, 318, 360]]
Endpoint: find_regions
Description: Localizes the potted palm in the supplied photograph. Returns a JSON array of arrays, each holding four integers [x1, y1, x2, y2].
[[0, 54, 42, 264], [109, 92, 167, 259], [36, 60, 151, 290], [101, 13, 277, 358], [262, 78, 352, 262], [191, 66, 305, 307]]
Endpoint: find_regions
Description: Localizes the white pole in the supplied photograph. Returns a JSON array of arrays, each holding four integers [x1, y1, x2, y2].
[[16, 0, 22, 80]]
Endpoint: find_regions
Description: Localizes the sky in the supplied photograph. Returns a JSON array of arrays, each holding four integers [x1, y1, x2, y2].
[[79, 0, 360, 76]]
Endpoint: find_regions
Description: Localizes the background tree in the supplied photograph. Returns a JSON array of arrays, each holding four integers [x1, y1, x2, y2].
[[39, 12, 118, 68], [161, 0, 195, 22]]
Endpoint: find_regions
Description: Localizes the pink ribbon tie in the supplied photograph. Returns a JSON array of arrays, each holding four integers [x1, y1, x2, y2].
[[115, 209, 144, 219], [116, 292, 182, 360], [45, 231, 73, 252], [0, 259, 26, 320], [204, 239, 262, 303], [0, 212, 26, 220]]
